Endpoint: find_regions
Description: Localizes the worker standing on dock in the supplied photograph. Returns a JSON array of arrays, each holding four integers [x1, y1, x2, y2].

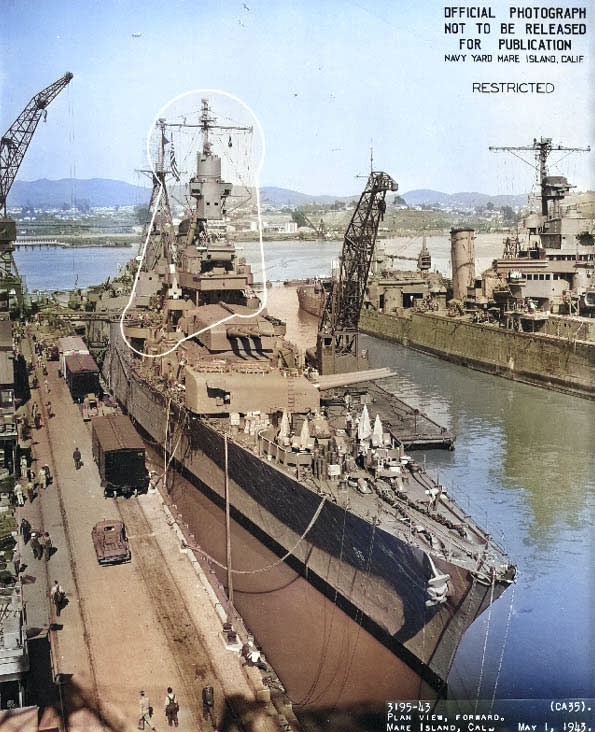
[[138, 690, 155, 731], [73, 446, 82, 470], [164, 687, 179, 727], [19, 518, 31, 543], [37, 467, 47, 492], [42, 532, 52, 561]]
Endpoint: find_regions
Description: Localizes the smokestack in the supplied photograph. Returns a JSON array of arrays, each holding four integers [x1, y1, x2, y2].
[[450, 228, 475, 301]]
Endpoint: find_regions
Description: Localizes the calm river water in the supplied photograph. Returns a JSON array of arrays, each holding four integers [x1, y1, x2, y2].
[[15, 241, 595, 716]]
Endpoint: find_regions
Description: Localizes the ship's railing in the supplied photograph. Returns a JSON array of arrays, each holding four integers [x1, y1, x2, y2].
[[191, 361, 227, 373], [257, 431, 314, 471], [391, 493, 491, 567], [190, 362, 272, 375], [255, 432, 497, 570], [436, 478, 513, 561]]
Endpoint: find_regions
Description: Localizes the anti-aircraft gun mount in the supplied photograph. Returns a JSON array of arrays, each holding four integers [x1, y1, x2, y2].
[[314, 170, 397, 376]]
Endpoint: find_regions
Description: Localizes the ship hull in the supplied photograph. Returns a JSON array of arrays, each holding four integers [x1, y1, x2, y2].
[[359, 309, 595, 400], [297, 283, 325, 318], [295, 279, 595, 400], [105, 328, 508, 693]]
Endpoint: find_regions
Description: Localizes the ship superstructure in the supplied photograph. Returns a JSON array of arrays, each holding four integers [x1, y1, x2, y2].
[[103, 97, 515, 696], [342, 139, 595, 399], [484, 138, 594, 320]]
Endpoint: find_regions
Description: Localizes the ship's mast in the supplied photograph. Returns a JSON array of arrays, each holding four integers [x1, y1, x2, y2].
[[141, 118, 175, 272], [489, 137, 590, 217], [164, 99, 252, 227]]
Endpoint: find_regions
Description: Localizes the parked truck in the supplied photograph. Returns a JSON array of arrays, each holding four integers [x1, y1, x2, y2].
[[91, 414, 150, 497], [65, 352, 100, 402]]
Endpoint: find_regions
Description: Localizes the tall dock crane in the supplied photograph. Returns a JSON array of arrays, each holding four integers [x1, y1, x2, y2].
[[315, 170, 397, 375], [0, 71, 73, 312]]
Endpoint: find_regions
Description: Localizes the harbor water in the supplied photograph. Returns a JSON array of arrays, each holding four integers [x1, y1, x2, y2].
[[15, 242, 595, 708]]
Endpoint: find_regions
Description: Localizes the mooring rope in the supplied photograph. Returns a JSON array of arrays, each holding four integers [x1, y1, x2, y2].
[[474, 573, 496, 709], [184, 494, 327, 575]]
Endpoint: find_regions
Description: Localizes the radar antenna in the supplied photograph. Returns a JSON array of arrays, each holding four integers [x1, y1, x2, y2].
[[489, 137, 590, 217]]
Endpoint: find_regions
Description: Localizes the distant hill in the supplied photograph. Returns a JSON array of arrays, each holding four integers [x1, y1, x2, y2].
[[10, 178, 151, 209], [8, 178, 529, 210], [402, 189, 527, 209], [259, 187, 356, 207]]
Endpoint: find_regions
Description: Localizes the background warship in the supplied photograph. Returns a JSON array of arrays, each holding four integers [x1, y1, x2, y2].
[[299, 138, 595, 399]]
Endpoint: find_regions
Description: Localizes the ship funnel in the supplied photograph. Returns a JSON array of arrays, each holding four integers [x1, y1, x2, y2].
[[450, 228, 476, 301]]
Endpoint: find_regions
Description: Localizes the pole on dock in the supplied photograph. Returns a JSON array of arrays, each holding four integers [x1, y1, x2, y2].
[[224, 433, 233, 603]]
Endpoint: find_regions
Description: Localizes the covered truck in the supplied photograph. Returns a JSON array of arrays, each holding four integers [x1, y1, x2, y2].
[[91, 414, 150, 497], [64, 352, 100, 402]]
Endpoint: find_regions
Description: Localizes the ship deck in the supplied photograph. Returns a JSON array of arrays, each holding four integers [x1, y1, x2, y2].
[[218, 414, 508, 583]]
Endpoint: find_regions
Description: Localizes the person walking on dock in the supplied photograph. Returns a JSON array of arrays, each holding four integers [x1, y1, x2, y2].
[[73, 446, 82, 470], [31, 532, 42, 559], [51, 581, 66, 616], [13, 549, 21, 576], [42, 532, 52, 561], [37, 467, 47, 492], [202, 686, 214, 725], [138, 690, 155, 731], [19, 518, 31, 543], [164, 687, 179, 727], [25, 480, 35, 503]]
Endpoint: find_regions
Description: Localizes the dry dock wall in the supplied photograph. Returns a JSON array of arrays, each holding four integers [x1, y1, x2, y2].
[[360, 309, 595, 400]]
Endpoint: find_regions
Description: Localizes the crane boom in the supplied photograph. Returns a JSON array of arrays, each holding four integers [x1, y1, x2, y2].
[[0, 71, 73, 215], [0, 71, 73, 314], [316, 170, 397, 375]]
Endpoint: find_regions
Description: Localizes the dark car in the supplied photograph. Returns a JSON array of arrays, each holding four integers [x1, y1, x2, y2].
[[91, 519, 131, 565]]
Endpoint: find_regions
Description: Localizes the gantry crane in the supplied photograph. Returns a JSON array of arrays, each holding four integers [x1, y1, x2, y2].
[[316, 170, 397, 375], [303, 214, 326, 239], [0, 71, 73, 312]]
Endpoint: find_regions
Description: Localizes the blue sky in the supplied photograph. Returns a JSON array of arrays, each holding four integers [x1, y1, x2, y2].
[[2, 0, 594, 196]]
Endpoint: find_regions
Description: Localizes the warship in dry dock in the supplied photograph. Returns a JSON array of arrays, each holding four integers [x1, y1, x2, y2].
[[349, 139, 595, 399], [101, 98, 515, 695]]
